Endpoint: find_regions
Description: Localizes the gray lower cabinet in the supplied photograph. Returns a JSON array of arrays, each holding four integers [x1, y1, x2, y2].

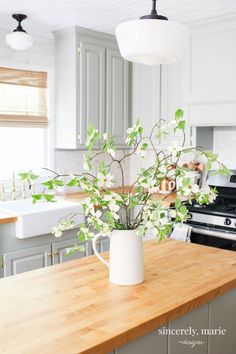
[[3, 244, 51, 277], [208, 289, 236, 354], [116, 327, 167, 354], [52, 238, 87, 264], [2, 236, 89, 277], [99, 237, 110, 252], [113, 289, 236, 354], [168, 304, 208, 354]]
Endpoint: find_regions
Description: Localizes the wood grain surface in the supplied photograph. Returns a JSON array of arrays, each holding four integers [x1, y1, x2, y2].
[[0, 239, 235, 354], [65, 187, 181, 207], [0, 212, 17, 224]]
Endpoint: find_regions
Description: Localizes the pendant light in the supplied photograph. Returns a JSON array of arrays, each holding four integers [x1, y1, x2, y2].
[[115, 0, 189, 65], [6, 14, 34, 50]]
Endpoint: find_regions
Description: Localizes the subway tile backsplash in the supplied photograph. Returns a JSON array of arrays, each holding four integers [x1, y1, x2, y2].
[[213, 127, 236, 169]]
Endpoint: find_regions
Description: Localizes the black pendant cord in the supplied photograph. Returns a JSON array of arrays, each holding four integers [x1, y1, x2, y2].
[[140, 0, 168, 21], [151, 0, 157, 15], [12, 14, 27, 33]]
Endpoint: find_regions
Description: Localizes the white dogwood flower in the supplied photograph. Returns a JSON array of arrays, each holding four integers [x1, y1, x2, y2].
[[103, 132, 108, 140], [191, 184, 200, 194], [135, 145, 146, 158], [90, 209, 102, 218], [109, 200, 120, 212], [103, 192, 122, 203], [83, 155, 90, 171], [147, 179, 159, 194], [52, 227, 62, 238], [97, 172, 114, 189], [168, 141, 181, 157], [107, 148, 115, 158]]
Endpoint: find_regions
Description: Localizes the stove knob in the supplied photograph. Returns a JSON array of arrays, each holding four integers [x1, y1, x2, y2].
[[224, 218, 231, 226]]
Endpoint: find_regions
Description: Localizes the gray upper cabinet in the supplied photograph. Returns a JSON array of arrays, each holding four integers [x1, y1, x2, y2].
[[55, 27, 131, 149], [106, 49, 130, 146], [80, 42, 105, 146], [3, 244, 51, 277]]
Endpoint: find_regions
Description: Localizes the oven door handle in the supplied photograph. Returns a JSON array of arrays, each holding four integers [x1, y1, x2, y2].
[[191, 227, 236, 241]]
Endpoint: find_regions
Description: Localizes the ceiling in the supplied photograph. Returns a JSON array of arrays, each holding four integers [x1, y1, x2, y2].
[[1, 0, 236, 35]]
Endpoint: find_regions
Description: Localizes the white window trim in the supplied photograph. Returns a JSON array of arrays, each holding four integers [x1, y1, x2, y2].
[[0, 60, 55, 172]]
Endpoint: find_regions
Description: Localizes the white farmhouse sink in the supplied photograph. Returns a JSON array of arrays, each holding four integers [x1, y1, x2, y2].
[[0, 198, 83, 239]]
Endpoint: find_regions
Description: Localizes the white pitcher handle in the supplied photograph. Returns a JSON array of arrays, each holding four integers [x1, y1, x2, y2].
[[92, 233, 110, 268]]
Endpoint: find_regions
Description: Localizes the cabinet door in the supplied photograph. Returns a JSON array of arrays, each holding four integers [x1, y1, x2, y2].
[[3, 244, 51, 277], [79, 42, 105, 146], [208, 289, 236, 354], [132, 63, 161, 139], [168, 304, 208, 354], [99, 237, 110, 252], [160, 64, 191, 147], [116, 326, 167, 354], [52, 239, 87, 265], [106, 49, 130, 146], [182, 25, 236, 126]]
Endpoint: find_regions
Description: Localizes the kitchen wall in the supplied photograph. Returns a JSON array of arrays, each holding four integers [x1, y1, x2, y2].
[[213, 127, 236, 169], [55, 150, 131, 190], [0, 28, 54, 67]]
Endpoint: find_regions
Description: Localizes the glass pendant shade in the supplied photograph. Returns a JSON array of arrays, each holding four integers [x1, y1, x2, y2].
[[116, 19, 189, 65], [116, 0, 189, 65], [6, 14, 33, 51], [6, 31, 34, 50]]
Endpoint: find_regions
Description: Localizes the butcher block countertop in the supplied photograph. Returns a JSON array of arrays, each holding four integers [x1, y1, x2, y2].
[[0, 239, 236, 354], [0, 211, 17, 224]]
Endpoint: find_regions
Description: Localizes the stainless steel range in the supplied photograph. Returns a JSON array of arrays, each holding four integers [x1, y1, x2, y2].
[[186, 171, 236, 251]]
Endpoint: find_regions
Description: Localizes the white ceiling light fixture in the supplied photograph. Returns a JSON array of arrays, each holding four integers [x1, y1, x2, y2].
[[116, 0, 189, 66], [6, 14, 34, 50]]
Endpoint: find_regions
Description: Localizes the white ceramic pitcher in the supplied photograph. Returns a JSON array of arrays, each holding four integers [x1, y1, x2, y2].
[[92, 229, 144, 286]]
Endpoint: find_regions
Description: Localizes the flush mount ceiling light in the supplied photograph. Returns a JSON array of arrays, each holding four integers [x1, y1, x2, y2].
[[6, 14, 34, 50], [115, 0, 189, 65]]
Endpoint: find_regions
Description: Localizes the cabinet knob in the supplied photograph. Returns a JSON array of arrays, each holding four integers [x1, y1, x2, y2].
[[48, 251, 59, 257]]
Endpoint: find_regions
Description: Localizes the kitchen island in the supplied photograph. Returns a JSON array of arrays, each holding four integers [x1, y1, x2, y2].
[[0, 239, 235, 354]]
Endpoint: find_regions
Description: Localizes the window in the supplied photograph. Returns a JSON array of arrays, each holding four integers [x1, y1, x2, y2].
[[0, 67, 50, 179]]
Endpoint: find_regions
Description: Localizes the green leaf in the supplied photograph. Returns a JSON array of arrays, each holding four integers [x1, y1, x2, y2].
[[54, 180, 64, 187], [32, 194, 42, 204], [98, 161, 107, 174], [204, 151, 218, 162], [177, 120, 186, 130], [219, 166, 231, 176], [175, 198, 181, 209], [30, 174, 39, 180], [18, 172, 29, 180], [182, 177, 191, 187], [42, 180, 54, 190], [206, 161, 212, 172], [175, 109, 184, 120], [18, 172, 39, 183], [66, 245, 85, 256], [43, 194, 56, 202], [67, 178, 78, 187]]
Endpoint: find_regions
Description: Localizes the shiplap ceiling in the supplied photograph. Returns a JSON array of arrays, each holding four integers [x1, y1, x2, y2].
[[1, 0, 236, 34]]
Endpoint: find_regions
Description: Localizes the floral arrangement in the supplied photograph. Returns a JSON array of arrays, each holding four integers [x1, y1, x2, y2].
[[20, 109, 229, 253]]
